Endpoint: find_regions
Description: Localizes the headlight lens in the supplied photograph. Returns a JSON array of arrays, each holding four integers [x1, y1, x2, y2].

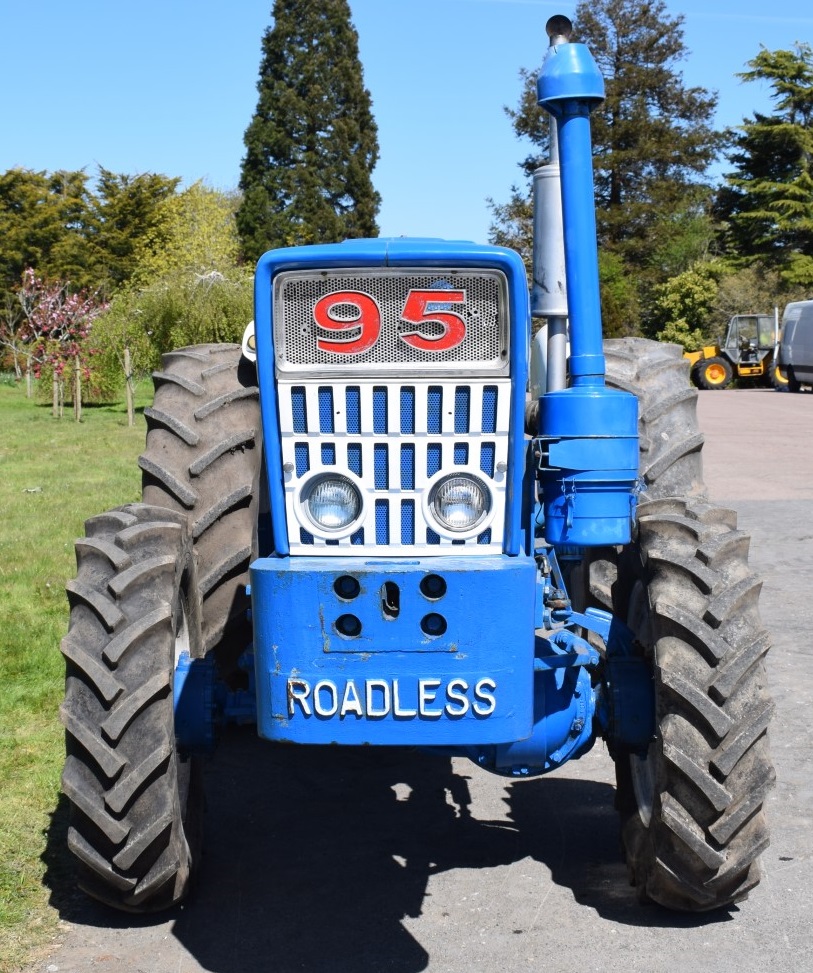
[[430, 475, 490, 532], [305, 477, 361, 530]]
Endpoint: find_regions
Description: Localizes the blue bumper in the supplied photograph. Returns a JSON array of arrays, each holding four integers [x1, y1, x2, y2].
[[250, 555, 536, 746]]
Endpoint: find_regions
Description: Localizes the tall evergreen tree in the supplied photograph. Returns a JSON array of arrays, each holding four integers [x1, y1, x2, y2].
[[90, 169, 180, 294], [237, 0, 380, 262], [715, 44, 813, 288], [0, 168, 96, 304], [491, 0, 720, 333]]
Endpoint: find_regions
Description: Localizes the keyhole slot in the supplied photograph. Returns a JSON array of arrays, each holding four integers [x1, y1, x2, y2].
[[381, 581, 400, 620]]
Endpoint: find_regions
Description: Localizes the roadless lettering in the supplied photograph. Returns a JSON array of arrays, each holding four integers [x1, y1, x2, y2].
[[287, 676, 497, 719]]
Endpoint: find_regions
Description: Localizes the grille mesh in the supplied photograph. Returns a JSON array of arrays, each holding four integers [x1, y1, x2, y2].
[[274, 268, 508, 374]]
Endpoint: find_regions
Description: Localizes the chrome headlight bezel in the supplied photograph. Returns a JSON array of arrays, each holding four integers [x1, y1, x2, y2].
[[296, 472, 365, 539], [423, 470, 494, 539]]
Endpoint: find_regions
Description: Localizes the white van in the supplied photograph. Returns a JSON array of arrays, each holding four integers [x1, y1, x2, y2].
[[777, 300, 813, 392]]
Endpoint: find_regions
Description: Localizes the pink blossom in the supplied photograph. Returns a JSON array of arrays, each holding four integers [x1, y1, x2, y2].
[[16, 268, 107, 375]]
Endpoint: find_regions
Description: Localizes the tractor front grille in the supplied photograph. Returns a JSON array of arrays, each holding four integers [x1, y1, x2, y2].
[[273, 265, 512, 556], [279, 379, 510, 555]]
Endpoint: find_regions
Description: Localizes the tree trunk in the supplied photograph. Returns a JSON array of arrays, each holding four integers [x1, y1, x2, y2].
[[74, 356, 82, 422], [26, 356, 32, 398], [53, 375, 59, 417]]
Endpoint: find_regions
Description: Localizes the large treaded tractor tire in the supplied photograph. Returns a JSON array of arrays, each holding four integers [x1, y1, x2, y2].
[[139, 344, 262, 678], [579, 339, 775, 911], [60, 504, 204, 911]]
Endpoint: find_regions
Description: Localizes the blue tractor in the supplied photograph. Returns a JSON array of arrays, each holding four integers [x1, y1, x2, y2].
[[61, 17, 774, 913]]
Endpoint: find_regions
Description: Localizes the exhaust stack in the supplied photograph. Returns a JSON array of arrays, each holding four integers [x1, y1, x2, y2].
[[530, 16, 570, 397], [533, 16, 639, 546]]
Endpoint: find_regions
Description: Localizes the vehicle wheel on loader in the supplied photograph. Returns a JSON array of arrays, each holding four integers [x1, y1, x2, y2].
[[60, 504, 204, 911], [576, 338, 775, 911], [139, 344, 263, 680], [769, 360, 789, 391], [695, 355, 733, 390]]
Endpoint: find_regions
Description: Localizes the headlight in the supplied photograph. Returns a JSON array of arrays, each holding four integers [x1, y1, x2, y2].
[[304, 476, 361, 531], [241, 320, 256, 362], [430, 475, 490, 532]]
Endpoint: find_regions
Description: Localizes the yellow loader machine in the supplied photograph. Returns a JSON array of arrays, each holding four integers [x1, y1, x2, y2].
[[686, 312, 787, 390]]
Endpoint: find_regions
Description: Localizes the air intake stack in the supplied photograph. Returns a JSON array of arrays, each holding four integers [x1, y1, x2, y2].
[[534, 16, 639, 546]]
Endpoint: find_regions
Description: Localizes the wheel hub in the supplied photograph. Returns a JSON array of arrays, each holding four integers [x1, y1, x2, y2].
[[706, 364, 725, 383]]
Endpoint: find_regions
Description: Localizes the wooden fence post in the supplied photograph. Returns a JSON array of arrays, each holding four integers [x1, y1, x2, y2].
[[124, 346, 134, 427], [74, 355, 82, 422]]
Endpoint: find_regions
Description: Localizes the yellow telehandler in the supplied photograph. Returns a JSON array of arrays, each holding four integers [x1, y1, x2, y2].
[[685, 312, 787, 390]]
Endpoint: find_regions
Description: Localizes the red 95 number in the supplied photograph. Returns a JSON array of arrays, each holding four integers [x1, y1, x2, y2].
[[314, 288, 467, 355], [313, 290, 381, 354]]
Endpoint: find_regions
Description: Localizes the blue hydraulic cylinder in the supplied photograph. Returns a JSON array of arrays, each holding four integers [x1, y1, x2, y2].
[[174, 651, 217, 755]]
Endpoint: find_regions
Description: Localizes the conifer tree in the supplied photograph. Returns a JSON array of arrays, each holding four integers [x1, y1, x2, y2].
[[716, 44, 813, 288], [570, 0, 719, 263], [0, 168, 95, 304], [237, 0, 380, 262], [91, 169, 179, 294]]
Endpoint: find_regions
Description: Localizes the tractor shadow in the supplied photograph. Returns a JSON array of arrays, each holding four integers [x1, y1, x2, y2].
[[43, 728, 732, 973]]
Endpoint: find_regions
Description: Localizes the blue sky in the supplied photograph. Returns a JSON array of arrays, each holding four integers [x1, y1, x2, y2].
[[1, 1, 811, 244]]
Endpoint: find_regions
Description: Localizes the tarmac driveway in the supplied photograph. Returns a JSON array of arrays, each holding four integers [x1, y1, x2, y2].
[[27, 387, 813, 973]]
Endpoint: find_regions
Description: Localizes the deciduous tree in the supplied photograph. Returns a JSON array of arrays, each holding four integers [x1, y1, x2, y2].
[[132, 182, 241, 285], [91, 181, 250, 404], [652, 261, 721, 348], [16, 268, 107, 417]]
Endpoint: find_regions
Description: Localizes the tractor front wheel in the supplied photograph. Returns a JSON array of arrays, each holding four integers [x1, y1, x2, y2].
[[577, 339, 774, 911], [695, 356, 733, 390], [610, 499, 774, 910], [60, 504, 204, 911]]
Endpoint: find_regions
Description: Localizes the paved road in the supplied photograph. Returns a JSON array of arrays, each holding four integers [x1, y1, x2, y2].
[[30, 388, 813, 973]]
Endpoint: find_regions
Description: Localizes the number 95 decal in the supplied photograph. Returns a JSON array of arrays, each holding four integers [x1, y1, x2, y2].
[[314, 289, 467, 355]]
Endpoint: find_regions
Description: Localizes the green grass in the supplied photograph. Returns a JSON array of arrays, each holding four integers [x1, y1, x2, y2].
[[0, 382, 151, 971]]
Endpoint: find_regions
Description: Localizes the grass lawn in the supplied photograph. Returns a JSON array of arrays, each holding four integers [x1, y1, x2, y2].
[[0, 380, 151, 971]]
